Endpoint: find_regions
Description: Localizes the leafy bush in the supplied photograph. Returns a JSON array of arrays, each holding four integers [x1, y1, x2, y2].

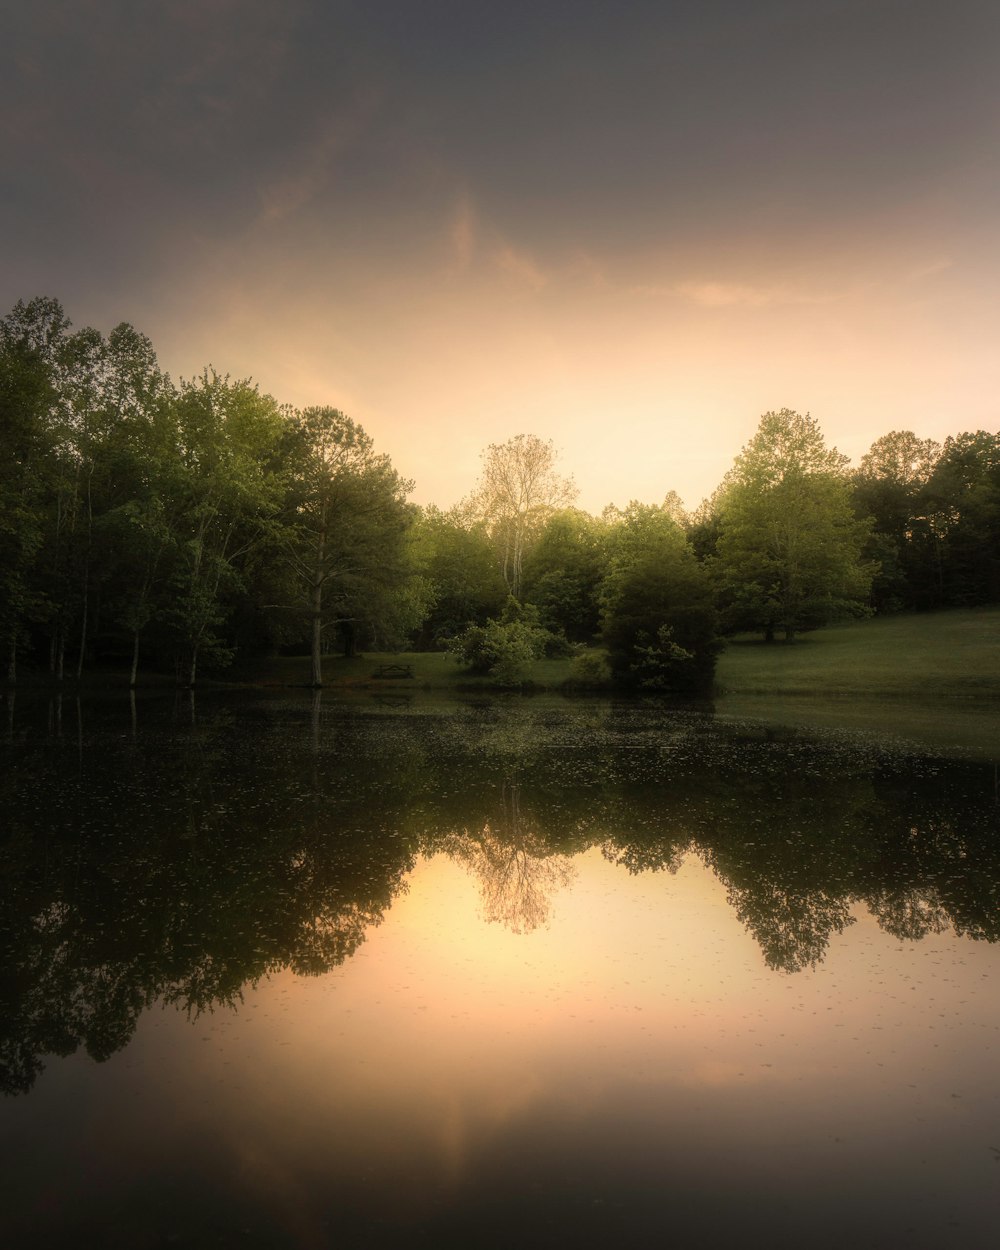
[[447, 616, 549, 686], [629, 625, 695, 690], [565, 649, 612, 688]]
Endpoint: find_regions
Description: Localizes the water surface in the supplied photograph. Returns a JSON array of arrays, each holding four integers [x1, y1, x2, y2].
[[1, 693, 998, 1247]]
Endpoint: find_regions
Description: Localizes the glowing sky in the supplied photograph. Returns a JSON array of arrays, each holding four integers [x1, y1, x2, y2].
[[3, 1, 998, 512]]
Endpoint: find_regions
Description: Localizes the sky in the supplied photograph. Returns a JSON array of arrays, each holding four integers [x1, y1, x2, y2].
[[3, 0, 998, 514]]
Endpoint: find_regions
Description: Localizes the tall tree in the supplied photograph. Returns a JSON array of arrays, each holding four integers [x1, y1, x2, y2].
[[96, 325, 177, 684], [714, 410, 873, 641], [409, 505, 507, 648], [0, 298, 69, 682], [852, 430, 941, 612], [167, 371, 287, 685], [521, 508, 608, 642], [467, 434, 577, 600], [283, 407, 416, 685], [921, 431, 1000, 606], [600, 502, 720, 692]]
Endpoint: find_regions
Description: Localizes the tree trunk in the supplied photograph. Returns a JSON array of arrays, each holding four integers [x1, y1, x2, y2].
[[310, 527, 325, 687], [76, 577, 88, 681], [310, 689, 322, 752], [310, 582, 323, 686], [763, 624, 775, 643], [129, 630, 140, 688], [6, 635, 16, 686]]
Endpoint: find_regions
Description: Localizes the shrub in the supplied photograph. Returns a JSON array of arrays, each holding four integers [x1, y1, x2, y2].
[[447, 616, 548, 685], [566, 649, 612, 689]]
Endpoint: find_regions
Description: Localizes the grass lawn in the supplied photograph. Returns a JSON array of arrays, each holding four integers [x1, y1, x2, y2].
[[28, 608, 994, 710], [229, 649, 578, 691], [230, 608, 1000, 703], [714, 606, 1000, 700]]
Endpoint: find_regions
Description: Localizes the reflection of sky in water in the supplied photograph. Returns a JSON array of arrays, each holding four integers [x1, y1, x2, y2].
[[5, 846, 997, 1248]]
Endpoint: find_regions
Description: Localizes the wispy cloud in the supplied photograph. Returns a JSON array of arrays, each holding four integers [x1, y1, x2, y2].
[[673, 280, 790, 308], [256, 89, 379, 225], [492, 243, 548, 291], [444, 192, 547, 290], [448, 193, 477, 269], [905, 256, 952, 282]]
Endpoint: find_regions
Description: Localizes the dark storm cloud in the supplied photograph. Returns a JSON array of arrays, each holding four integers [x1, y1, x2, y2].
[[4, 0, 997, 290], [2, 1, 996, 512]]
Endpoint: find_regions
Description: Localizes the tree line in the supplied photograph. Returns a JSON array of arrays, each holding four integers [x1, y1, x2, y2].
[[2, 296, 998, 691]]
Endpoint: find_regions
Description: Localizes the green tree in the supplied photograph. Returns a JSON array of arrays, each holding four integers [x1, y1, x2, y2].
[[409, 505, 507, 647], [600, 502, 720, 692], [0, 298, 68, 682], [714, 409, 873, 641], [920, 431, 1000, 606], [166, 371, 288, 685], [852, 431, 941, 612], [282, 407, 417, 685], [96, 327, 178, 684], [521, 508, 608, 642]]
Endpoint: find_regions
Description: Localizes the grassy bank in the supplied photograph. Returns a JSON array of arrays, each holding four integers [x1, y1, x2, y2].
[[9, 608, 998, 704], [246, 608, 1000, 700], [185, 607, 1000, 699], [714, 607, 1000, 700], [227, 649, 578, 691]]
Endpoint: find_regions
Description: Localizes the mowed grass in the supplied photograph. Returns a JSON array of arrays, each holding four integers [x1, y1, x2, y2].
[[715, 607, 1000, 700], [232, 649, 575, 690], [232, 608, 1000, 704]]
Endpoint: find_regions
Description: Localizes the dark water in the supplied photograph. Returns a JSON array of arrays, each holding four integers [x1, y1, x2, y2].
[[1, 691, 998, 1248]]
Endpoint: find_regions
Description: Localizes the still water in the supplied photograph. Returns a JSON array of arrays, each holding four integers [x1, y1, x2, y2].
[[1, 692, 998, 1248]]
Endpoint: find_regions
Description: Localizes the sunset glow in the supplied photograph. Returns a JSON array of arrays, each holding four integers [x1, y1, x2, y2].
[[3, 2, 997, 512]]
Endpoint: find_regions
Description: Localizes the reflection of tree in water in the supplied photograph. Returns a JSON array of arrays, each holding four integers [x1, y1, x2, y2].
[[727, 882, 857, 973], [2, 695, 999, 1092], [864, 886, 949, 942], [0, 697, 419, 1095], [601, 834, 691, 876], [442, 780, 575, 933]]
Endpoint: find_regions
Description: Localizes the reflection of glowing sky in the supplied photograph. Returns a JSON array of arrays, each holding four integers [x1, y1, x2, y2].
[[6, 846, 998, 1243], [130, 852, 998, 1224], [4, 3, 999, 513]]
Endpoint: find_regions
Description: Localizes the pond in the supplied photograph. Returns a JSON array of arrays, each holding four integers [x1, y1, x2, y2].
[[1, 692, 998, 1248]]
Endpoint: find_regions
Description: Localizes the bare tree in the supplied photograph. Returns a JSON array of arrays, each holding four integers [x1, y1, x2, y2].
[[467, 434, 576, 599]]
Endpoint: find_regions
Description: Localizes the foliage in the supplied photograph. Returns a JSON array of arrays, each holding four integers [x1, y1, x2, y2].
[[600, 503, 721, 693], [565, 648, 612, 688], [409, 505, 507, 647], [165, 370, 289, 683], [447, 610, 550, 686], [921, 431, 1000, 607], [520, 507, 608, 641], [852, 430, 941, 612], [280, 406, 417, 683], [629, 625, 697, 690], [4, 294, 1000, 691], [0, 299, 66, 680], [714, 410, 874, 641]]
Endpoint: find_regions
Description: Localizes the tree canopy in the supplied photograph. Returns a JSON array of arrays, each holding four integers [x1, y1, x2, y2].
[[713, 410, 874, 641], [3, 295, 1000, 689]]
